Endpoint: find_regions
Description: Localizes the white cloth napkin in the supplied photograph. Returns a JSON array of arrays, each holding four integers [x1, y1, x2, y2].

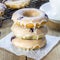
[[0, 32, 60, 60]]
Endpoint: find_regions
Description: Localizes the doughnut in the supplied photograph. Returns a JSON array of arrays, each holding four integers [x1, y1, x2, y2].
[[11, 8, 48, 50], [12, 8, 48, 28], [5, 0, 30, 9], [12, 37, 46, 50], [0, 3, 6, 16], [11, 23, 47, 40]]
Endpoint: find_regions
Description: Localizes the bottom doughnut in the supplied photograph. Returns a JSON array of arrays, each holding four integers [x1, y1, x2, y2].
[[12, 37, 46, 50]]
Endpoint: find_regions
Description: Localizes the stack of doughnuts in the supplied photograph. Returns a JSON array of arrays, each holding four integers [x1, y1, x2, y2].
[[11, 8, 48, 50]]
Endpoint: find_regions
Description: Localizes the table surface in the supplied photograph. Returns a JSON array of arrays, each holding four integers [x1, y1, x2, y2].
[[0, 20, 60, 60]]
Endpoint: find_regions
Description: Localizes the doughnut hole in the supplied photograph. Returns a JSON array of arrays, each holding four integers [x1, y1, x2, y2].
[[23, 10, 40, 17]]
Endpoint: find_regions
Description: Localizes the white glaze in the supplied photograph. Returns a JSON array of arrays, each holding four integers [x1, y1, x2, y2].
[[12, 8, 47, 27], [11, 24, 47, 39]]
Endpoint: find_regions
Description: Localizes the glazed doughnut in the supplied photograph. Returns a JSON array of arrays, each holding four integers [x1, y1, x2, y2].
[[12, 37, 46, 50], [0, 3, 6, 16], [5, 0, 30, 9], [12, 8, 48, 28], [11, 23, 47, 40]]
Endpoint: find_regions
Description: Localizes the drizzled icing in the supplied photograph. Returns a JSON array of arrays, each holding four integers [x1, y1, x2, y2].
[[12, 8, 48, 28], [11, 24, 47, 40]]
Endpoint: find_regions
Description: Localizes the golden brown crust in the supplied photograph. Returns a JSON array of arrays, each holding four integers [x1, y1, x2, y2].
[[12, 37, 46, 50], [5, 0, 30, 9]]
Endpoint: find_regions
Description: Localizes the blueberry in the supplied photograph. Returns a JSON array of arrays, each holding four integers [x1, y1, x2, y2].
[[17, 17, 23, 20], [11, 36, 16, 41], [30, 28, 34, 32], [45, 14, 48, 18]]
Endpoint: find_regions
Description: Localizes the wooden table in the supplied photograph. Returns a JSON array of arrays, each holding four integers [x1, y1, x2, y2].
[[0, 20, 60, 60]]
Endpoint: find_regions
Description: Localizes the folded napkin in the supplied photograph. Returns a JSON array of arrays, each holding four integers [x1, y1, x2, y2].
[[0, 32, 60, 60]]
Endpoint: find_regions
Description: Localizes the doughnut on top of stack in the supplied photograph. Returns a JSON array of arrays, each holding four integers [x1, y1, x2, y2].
[[12, 8, 48, 28]]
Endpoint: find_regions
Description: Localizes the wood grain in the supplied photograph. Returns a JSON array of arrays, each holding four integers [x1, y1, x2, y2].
[[0, 20, 60, 60]]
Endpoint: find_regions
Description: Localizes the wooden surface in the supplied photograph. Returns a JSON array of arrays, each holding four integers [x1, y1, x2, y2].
[[0, 20, 60, 60]]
